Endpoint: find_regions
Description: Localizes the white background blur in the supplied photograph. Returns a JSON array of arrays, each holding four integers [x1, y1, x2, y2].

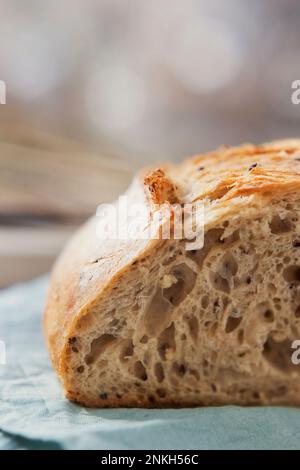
[[1, 0, 300, 163]]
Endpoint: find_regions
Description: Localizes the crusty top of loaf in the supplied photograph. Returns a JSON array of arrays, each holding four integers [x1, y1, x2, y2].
[[44, 139, 300, 372], [169, 139, 300, 202]]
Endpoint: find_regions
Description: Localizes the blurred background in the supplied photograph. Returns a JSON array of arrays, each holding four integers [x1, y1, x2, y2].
[[1, 0, 300, 287]]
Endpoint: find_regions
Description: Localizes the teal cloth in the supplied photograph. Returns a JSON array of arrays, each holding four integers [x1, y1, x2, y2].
[[0, 277, 300, 450]]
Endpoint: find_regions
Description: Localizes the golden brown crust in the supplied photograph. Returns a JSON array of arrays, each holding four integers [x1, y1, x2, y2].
[[168, 140, 300, 205], [44, 139, 300, 404], [144, 167, 179, 205], [67, 387, 300, 408]]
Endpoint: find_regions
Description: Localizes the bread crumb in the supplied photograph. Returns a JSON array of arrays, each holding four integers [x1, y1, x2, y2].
[[159, 274, 177, 289]]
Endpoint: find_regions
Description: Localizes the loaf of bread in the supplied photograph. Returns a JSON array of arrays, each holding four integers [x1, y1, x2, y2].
[[44, 140, 300, 407]]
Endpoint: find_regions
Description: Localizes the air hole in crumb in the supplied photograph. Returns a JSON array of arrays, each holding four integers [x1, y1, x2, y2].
[[154, 362, 165, 383], [187, 228, 224, 266], [263, 309, 274, 322], [172, 362, 187, 377], [163, 263, 197, 306], [99, 393, 108, 400], [209, 271, 230, 293], [148, 395, 156, 405], [157, 322, 176, 360], [276, 263, 283, 273], [108, 318, 119, 328], [143, 351, 151, 366], [140, 335, 149, 344], [143, 288, 171, 336], [201, 295, 209, 309], [238, 329, 244, 344], [295, 305, 300, 318], [187, 316, 199, 342], [77, 365, 84, 373], [225, 316, 242, 333], [213, 299, 220, 314], [283, 265, 300, 283], [119, 339, 134, 363], [218, 252, 238, 279], [269, 215, 292, 234], [133, 361, 148, 381], [156, 388, 166, 398], [293, 240, 300, 248], [263, 334, 298, 373], [203, 359, 209, 368], [85, 334, 116, 365]]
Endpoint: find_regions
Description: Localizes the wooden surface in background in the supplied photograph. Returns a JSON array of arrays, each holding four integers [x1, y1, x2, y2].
[[0, 126, 134, 287]]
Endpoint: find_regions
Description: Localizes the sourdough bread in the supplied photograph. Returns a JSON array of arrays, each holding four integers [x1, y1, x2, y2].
[[44, 140, 300, 407]]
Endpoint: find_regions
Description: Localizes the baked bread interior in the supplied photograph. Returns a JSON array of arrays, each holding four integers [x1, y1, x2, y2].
[[45, 140, 300, 407]]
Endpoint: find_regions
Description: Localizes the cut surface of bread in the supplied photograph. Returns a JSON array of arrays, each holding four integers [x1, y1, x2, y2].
[[44, 140, 300, 407]]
